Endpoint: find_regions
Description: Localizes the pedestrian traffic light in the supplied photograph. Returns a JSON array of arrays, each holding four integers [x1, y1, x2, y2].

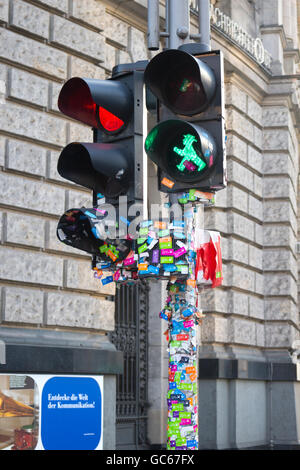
[[144, 48, 226, 194], [55, 63, 146, 261], [57, 69, 144, 202]]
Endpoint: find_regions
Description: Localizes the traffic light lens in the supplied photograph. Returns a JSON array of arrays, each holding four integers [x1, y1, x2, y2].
[[173, 134, 207, 173], [166, 71, 206, 115], [58, 77, 98, 128], [99, 106, 124, 132], [166, 131, 209, 182], [144, 119, 218, 186]]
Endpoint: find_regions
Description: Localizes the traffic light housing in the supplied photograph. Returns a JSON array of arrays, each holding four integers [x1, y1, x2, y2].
[[56, 63, 146, 264], [57, 73, 141, 201], [144, 47, 226, 194]]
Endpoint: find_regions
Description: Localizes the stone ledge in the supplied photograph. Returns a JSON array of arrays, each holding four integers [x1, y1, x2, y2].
[[0, 327, 123, 375], [198, 358, 299, 381]]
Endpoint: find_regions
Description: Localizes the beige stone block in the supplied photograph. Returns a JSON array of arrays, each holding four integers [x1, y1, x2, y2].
[[51, 16, 105, 61], [47, 291, 115, 331], [70, 0, 105, 30], [0, 135, 6, 167], [0, 246, 63, 286], [228, 237, 249, 264], [6, 138, 47, 176], [0, 0, 8, 22], [230, 265, 255, 292], [227, 186, 247, 213], [0, 102, 67, 146], [226, 134, 247, 163], [249, 296, 264, 320], [104, 13, 129, 47], [130, 28, 148, 62], [0, 171, 65, 216], [0, 29, 67, 79], [34, 0, 68, 12], [247, 95, 262, 127], [249, 245, 263, 270], [65, 258, 116, 295], [264, 273, 297, 301], [230, 318, 256, 345], [69, 122, 92, 142], [4, 286, 44, 323], [225, 82, 247, 112], [248, 195, 263, 221], [11, 0, 49, 39], [226, 159, 254, 192], [67, 188, 93, 208], [226, 108, 255, 143], [5, 212, 46, 248], [228, 212, 255, 242], [265, 323, 296, 348], [70, 57, 105, 80]]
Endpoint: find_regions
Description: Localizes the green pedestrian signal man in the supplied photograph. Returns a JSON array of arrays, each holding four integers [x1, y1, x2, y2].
[[173, 134, 206, 173]]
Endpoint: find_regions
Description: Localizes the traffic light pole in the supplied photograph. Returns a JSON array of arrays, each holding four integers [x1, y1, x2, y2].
[[147, 0, 213, 450], [147, 0, 211, 51]]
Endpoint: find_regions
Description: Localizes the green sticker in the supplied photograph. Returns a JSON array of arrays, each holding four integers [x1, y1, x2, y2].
[[176, 265, 189, 273], [168, 422, 180, 432], [178, 383, 193, 391], [159, 241, 173, 249], [172, 403, 184, 411], [137, 237, 147, 245], [160, 256, 174, 264], [175, 438, 187, 447], [189, 189, 196, 201], [158, 229, 170, 237], [174, 372, 181, 384], [139, 227, 149, 236], [138, 242, 148, 254], [179, 411, 191, 419]]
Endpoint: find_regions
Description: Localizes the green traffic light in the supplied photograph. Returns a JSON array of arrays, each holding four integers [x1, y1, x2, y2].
[[173, 134, 206, 173], [179, 79, 192, 93], [145, 127, 158, 152]]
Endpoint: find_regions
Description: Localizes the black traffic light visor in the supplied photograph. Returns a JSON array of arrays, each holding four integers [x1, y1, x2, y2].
[[57, 207, 132, 260], [145, 119, 217, 184], [58, 77, 133, 132], [144, 49, 216, 116], [57, 142, 131, 197]]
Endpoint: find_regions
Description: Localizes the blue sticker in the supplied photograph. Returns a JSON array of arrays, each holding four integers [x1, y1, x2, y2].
[[173, 220, 185, 228], [163, 264, 177, 272], [102, 275, 113, 285], [148, 265, 160, 275], [41, 376, 102, 450], [84, 211, 97, 219]]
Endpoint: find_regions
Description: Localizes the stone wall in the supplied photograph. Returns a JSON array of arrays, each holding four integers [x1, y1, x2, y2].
[[0, 0, 150, 334], [200, 0, 300, 363]]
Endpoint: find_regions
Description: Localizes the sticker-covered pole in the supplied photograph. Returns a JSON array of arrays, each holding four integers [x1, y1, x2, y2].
[[160, 202, 203, 450]]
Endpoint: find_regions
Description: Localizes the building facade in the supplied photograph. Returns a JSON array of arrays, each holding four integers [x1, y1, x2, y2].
[[0, 0, 300, 450]]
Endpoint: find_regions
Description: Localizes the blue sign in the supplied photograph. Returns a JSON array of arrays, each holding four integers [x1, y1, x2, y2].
[[41, 376, 102, 450]]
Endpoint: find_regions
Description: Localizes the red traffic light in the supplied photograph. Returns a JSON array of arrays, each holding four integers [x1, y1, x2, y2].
[[58, 77, 133, 133]]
